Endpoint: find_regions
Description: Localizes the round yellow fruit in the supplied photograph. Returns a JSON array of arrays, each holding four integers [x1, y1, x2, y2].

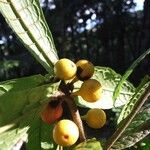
[[54, 58, 77, 80], [84, 108, 106, 129], [53, 119, 79, 147], [76, 60, 94, 80], [73, 79, 102, 102]]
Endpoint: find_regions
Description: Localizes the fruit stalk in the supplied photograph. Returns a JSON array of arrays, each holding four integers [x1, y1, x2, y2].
[[70, 76, 78, 84], [65, 95, 86, 142]]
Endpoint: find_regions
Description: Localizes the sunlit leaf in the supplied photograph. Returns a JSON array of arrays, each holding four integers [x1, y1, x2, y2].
[[0, 81, 59, 149], [0, 111, 35, 150], [117, 77, 150, 124], [0, 0, 59, 73], [0, 107, 57, 150], [122, 103, 150, 134], [73, 138, 102, 150], [0, 74, 47, 96], [75, 66, 135, 109], [0, 83, 58, 126], [0, 126, 29, 150]]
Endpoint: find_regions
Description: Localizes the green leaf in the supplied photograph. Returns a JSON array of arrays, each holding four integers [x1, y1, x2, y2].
[[0, 126, 29, 150], [0, 83, 58, 126], [0, 0, 59, 73], [122, 103, 150, 134], [73, 138, 103, 150], [75, 67, 135, 109], [26, 117, 56, 150], [104, 82, 150, 150], [0, 107, 56, 150], [0, 81, 59, 149], [112, 129, 150, 149], [113, 48, 150, 102], [0, 111, 36, 150], [117, 76, 150, 124], [111, 103, 150, 149], [0, 74, 47, 96]]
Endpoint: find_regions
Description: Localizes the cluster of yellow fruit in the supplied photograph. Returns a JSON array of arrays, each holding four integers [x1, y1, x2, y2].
[[52, 108, 106, 147], [40, 58, 106, 147], [54, 58, 102, 102]]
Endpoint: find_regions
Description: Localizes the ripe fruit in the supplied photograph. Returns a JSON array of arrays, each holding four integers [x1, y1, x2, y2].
[[82, 108, 106, 129], [54, 58, 77, 80], [53, 119, 79, 147], [41, 101, 63, 124], [76, 59, 94, 80], [72, 79, 102, 102]]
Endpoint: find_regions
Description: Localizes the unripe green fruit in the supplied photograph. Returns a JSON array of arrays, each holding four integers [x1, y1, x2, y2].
[[72, 79, 102, 102], [76, 59, 94, 80], [53, 119, 79, 147], [54, 58, 77, 80], [82, 108, 106, 129]]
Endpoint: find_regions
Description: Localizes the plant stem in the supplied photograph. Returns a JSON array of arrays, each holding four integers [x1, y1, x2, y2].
[[104, 83, 150, 150], [58, 81, 86, 142], [64, 95, 86, 142]]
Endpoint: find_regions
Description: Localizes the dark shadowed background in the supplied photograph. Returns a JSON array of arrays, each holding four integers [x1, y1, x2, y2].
[[0, 0, 150, 85]]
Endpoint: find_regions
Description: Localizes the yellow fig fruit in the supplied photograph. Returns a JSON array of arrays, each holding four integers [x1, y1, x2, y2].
[[53, 119, 79, 147], [72, 79, 102, 102], [54, 58, 77, 80], [82, 108, 106, 129], [76, 59, 94, 80]]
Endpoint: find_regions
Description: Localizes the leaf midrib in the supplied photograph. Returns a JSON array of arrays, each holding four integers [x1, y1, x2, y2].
[[8, 0, 54, 69]]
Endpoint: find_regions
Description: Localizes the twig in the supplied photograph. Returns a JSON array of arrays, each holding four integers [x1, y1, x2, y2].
[[104, 83, 150, 150], [58, 81, 86, 142], [64, 95, 86, 142]]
